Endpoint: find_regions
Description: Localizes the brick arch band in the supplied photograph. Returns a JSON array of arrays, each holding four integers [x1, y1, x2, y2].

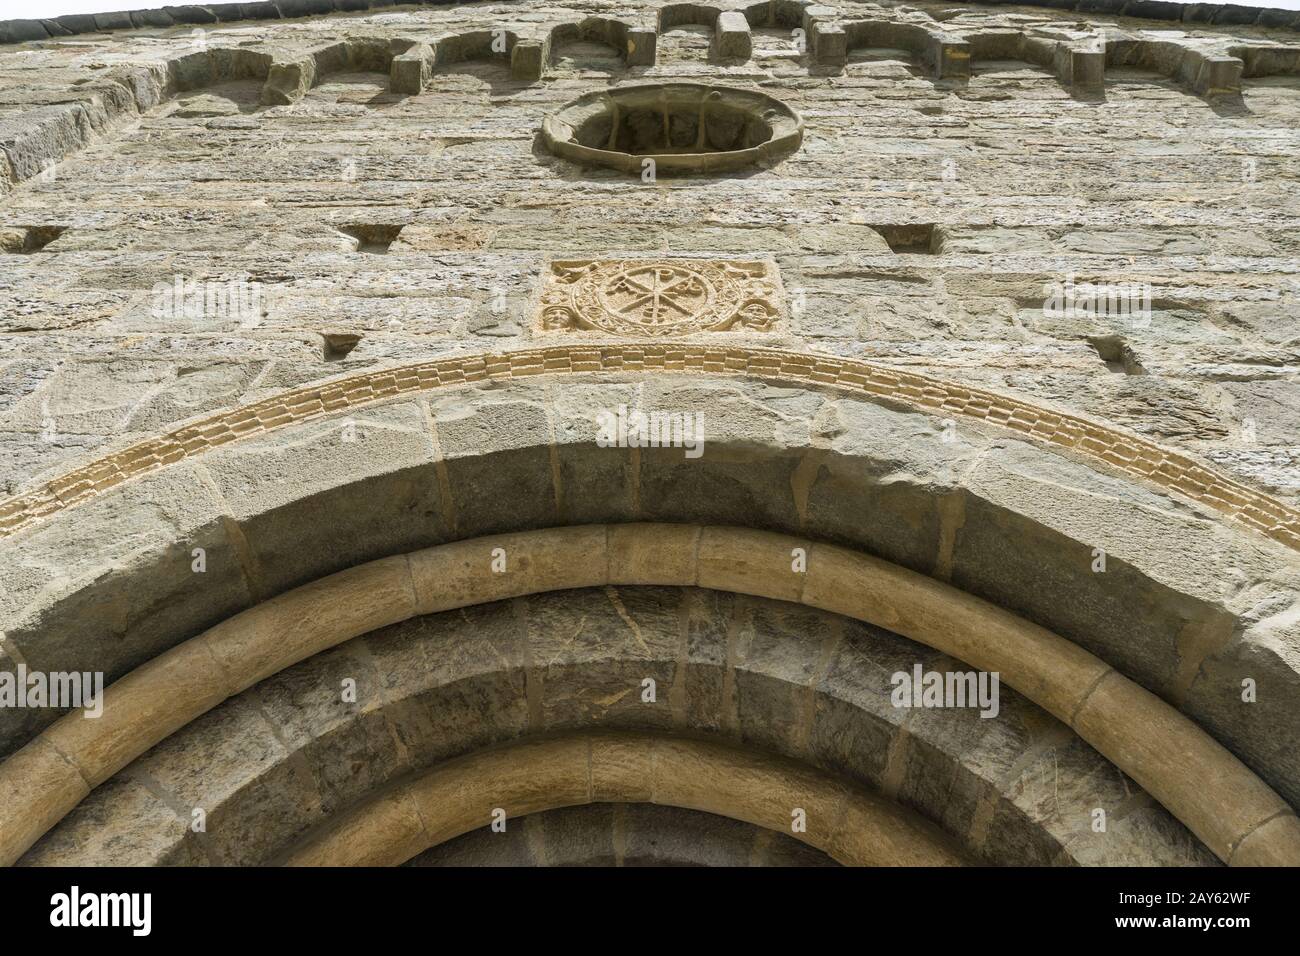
[[2, 345, 1297, 550]]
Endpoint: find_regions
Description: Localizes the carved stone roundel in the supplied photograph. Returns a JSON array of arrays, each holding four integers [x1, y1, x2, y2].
[[542, 258, 781, 336]]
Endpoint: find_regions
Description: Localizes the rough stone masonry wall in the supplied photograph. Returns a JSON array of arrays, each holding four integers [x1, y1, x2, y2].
[[0, 0, 1298, 520]]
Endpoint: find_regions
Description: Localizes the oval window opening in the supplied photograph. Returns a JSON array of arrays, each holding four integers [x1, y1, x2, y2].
[[542, 83, 804, 175]]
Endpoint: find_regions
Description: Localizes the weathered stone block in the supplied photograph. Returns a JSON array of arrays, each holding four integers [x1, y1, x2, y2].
[[1069, 46, 1106, 93], [811, 22, 847, 67], [0, 104, 88, 182], [0, 469, 251, 757], [1254, 9, 1298, 28], [1191, 54, 1243, 95], [93, 12, 135, 31], [1120, 0, 1185, 20], [128, 9, 177, 28], [426, 390, 559, 538], [274, 0, 337, 17], [801, 5, 839, 33], [510, 39, 544, 81], [390, 43, 433, 94], [933, 37, 971, 79], [1211, 4, 1263, 26], [625, 27, 656, 66], [0, 19, 48, 44], [20, 777, 184, 867], [203, 401, 449, 596], [53, 15, 98, 34], [260, 57, 316, 105], [164, 6, 220, 26], [235, 2, 283, 20], [711, 12, 752, 61]]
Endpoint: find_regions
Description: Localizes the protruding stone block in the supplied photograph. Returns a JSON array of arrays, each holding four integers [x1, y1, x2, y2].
[[801, 4, 839, 34], [107, 63, 168, 111], [1192, 55, 1243, 96], [626, 27, 656, 66], [1239, 46, 1300, 79], [711, 11, 751, 61], [931, 36, 970, 80], [511, 40, 545, 81], [390, 43, 433, 94], [1069, 46, 1106, 94], [260, 56, 316, 106], [811, 22, 847, 67], [0, 104, 89, 181]]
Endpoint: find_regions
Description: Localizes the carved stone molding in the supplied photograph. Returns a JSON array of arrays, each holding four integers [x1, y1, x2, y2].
[[539, 258, 784, 336], [2, 345, 1299, 551]]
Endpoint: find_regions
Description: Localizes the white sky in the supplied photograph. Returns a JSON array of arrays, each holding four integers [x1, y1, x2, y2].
[[4, 0, 1300, 16]]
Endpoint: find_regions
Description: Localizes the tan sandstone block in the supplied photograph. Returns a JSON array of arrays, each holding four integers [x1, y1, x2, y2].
[[43, 641, 231, 787], [830, 796, 966, 866], [589, 732, 654, 802], [651, 736, 844, 853], [289, 790, 429, 867], [409, 525, 608, 615], [802, 542, 1109, 723], [1229, 814, 1300, 866], [607, 523, 699, 586], [199, 555, 417, 694], [0, 739, 90, 866], [697, 526, 806, 602], [1072, 672, 1296, 864], [408, 737, 590, 848]]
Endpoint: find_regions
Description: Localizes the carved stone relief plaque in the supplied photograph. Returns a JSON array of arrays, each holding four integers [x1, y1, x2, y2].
[[539, 258, 783, 336]]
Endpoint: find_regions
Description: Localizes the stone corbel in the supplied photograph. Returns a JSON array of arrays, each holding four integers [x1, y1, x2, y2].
[[712, 11, 752, 61], [390, 43, 434, 94], [260, 55, 316, 106]]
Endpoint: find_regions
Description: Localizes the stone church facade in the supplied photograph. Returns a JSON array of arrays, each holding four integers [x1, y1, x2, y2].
[[0, 0, 1299, 866]]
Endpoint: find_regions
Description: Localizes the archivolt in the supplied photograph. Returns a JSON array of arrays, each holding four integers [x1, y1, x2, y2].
[[1, 525, 1296, 866], [20, 585, 1205, 866], [407, 802, 837, 867], [281, 732, 967, 867]]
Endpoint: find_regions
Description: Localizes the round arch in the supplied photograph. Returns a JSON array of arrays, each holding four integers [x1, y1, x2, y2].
[[19, 584, 1211, 867], [3, 525, 1297, 865], [282, 732, 967, 867], [2, 359, 1298, 832]]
